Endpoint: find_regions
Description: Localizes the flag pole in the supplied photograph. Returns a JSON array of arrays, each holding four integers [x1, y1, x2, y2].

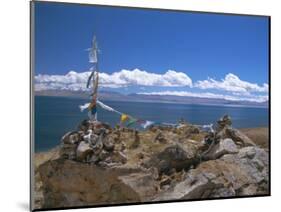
[[87, 35, 99, 121]]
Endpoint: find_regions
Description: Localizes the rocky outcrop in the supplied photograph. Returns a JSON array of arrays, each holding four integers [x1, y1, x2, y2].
[[35, 115, 269, 209], [144, 143, 200, 175], [38, 159, 158, 208], [155, 146, 268, 201], [214, 115, 256, 148]]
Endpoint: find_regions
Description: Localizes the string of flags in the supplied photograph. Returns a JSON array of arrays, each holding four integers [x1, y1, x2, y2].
[[79, 100, 213, 131], [79, 100, 171, 129], [79, 100, 153, 129]]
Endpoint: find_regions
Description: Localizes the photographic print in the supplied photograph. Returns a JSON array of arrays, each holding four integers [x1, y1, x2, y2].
[[31, 1, 270, 211]]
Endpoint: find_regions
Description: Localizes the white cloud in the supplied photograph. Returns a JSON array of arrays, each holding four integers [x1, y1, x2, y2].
[[35, 69, 192, 91], [35, 71, 90, 91], [195, 73, 268, 94], [35, 70, 268, 103], [138, 91, 268, 103]]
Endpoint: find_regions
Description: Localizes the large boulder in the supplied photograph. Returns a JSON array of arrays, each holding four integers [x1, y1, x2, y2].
[[118, 172, 158, 201], [37, 159, 158, 208], [144, 143, 199, 175], [221, 146, 269, 191], [202, 138, 238, 160], [155, 146, 269, 201]]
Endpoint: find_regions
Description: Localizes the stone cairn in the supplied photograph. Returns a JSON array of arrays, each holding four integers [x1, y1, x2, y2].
[[59, 115, 255, 168], [200, 115, 255, 160], [59, 120, 127, 167]]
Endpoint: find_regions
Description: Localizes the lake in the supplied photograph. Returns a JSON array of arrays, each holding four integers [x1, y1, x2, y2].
[[34, 96, 269, 152]]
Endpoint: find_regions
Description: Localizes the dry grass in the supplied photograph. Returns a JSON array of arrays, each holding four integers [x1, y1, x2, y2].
[[240, 127, 269, 149]]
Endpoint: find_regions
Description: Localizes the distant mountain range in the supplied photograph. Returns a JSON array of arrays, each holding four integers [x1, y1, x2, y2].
[[35, 90, 268, 108]]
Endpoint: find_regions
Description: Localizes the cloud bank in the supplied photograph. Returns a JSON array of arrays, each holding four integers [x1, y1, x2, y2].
[[195, 73, 268, 94], [35, 69, 268, 103], [35, 69, 192, 90]]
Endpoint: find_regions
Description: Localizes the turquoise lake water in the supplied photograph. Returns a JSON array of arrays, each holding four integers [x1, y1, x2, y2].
[[34, 96, 269, 152]]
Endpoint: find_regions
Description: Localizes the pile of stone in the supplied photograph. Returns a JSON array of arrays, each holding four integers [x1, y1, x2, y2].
[[59, 120, 127, 167], [201, 115, 256, 160]]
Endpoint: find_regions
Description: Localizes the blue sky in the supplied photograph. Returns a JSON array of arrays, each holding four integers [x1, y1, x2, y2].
[[34, 2, 269, 103]]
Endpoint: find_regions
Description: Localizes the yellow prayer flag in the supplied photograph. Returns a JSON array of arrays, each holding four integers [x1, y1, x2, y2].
[[120, 114, 129, 123]]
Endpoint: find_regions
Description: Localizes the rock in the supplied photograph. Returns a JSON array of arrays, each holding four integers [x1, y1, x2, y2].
[[155, 146, 269, 201], [98, 150, 110, 161], [187, 126, 200, 134], [202, 138, 238, 160], [112, 130, 121, 143], [59, 143, 77, 160], [89, 154, 99, 163], [154, 131, 167, 144], [37, 159, 158, 208], [155, 171, 216, 200], [225, 128, 256, 147], [69, 133, 80, 144], [217, 115, 232, 129], [61, 132, 80, 145], [120, 142, 126, 152], [103, 137, 115, 152], [82, 130, 99, 145], [100, 122, 112, 130], [160, 175, 172, 187], [222, 146, 269, 188], [89, 133, 99, 145], [110, 151, 128, 164], [92, 133, 104, 154], [90, 121, 104, 130], [61, 132, 72, 144], [144, 143, 199, 175], [148, 167, 159, 180], [76, 141, 93, 162], [204, 132, 215, 145], [37, 159, 140, 208], [118, 172, 159, 201], [215, 138, 238, 157], [137, 152, 144, 159], [78, 119, 91, 132], [176, 124, 200, 138]]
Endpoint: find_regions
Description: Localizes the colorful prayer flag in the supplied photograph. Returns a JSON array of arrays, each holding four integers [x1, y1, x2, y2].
[[120, 114, 129, 123], [141, 120, 154, 129], [126, 118, 137, 127]]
